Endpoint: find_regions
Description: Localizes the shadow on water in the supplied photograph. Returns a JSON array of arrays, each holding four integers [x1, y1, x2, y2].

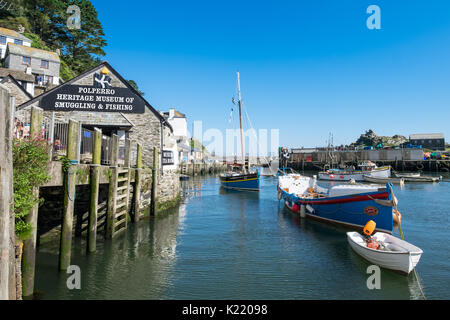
[[34, 204, 183, 299]]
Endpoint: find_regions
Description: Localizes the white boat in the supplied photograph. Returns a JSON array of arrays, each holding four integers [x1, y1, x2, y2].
[[363, 175, 405, 185], [394, 172, 421, 178], [319, 161, 391, 181], [347, 231, 423, 275]]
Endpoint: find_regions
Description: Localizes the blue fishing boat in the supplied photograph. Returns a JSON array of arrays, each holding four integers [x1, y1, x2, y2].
[[220, 171, 260, 191], [277, 174, 394, 233], [220, 72, 260, 191]]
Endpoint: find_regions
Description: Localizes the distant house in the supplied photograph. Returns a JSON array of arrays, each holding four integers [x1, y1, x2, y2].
[[163, 108, 191, 163], [409, 133, 445, 151], [0, 67, 35, 96], [0, 27, 32, 59], [4, 43, 60, 88]]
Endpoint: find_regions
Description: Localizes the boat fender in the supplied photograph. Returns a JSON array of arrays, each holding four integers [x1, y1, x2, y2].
[[277, 190, 282, 201], [292, 203, 300, 212], [417, 163, 424, 170]]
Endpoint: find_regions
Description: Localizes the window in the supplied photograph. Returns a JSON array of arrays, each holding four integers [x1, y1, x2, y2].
[[0, 48, 2, 57], [44, 75, 53, 85], [0, 36, 6, 44], [14, 39, 23, 45], [41, 60, 49, 69], [22, 56, 31, 65]]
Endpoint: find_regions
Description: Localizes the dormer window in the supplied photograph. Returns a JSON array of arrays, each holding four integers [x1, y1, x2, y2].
[[14, 39, 23, 45], [41, 59, 49, 69]]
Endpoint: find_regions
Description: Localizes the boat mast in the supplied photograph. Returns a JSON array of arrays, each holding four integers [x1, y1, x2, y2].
[[237, 71, 246, 173]]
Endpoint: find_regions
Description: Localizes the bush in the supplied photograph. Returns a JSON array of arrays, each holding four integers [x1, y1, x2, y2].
[[13, 136, 51, 239]]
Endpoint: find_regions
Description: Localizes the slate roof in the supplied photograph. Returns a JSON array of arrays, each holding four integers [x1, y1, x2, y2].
[[0, 67, 34, 82], [410, 133, 444, 140], [0, 27, 32, 42], [7, 43, 60, 62]]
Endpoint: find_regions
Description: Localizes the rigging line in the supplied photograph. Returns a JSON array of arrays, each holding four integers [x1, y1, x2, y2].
[[241, 102, 274, 175]]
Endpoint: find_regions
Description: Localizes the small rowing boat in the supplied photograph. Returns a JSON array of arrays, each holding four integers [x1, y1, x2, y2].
[[363, 175, 405, 185], [347, 221, 423, 275]]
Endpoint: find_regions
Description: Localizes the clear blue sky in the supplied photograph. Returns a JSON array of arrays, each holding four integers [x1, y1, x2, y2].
[[92, 0, 450, 150]]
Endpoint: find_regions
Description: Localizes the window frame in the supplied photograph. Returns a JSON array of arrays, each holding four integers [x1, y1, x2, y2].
[[41, 59, 49, 69], [22, 56, 31, 65], [14, 39, 23, 45]]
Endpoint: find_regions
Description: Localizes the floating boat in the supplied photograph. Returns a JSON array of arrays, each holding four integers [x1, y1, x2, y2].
[[179, 174, 190, 181], [394, 172, 421, 178], [367, 174, 440, 183], [219, 72, 260, 191], [318, 161, 391, 182], [363, 175, 405, 185], [277, 174, 394, 233], [347, 226, 423, 275], [220, 171, 259, 191]]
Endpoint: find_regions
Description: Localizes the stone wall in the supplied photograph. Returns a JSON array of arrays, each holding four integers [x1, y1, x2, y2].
[[158, 169, 181, 210]]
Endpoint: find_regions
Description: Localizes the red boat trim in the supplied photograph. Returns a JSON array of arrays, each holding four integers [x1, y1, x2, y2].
[[297, 192, 389, 205]]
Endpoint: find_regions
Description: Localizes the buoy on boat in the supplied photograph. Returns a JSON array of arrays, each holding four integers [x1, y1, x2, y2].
[[393, 209, 402, 225], [300, 205, 306, 218], [292, 203, 300, 212], [363, 220, 376, 236]]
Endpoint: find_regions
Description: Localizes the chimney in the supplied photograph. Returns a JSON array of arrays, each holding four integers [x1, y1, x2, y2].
[[25, 66, 32, 75], [169, 108, 175, 119]]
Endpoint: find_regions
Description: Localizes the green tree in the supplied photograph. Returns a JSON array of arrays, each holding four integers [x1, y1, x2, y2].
[[128, 80, 144, 96]]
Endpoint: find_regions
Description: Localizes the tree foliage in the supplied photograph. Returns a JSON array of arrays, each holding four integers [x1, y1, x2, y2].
[[0, 0, 107, 81], [12, 136, 51, 239]]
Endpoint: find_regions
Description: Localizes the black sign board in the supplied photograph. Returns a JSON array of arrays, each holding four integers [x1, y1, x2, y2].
[[40, 85, 146, 113], [162, 150, 174, 165]]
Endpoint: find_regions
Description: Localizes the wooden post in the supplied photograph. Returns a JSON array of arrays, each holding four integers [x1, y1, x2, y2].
[[0, 85, 13, 300], [87, 128, 102, 253], [124, 138, 131, 168], [133, 143, 143, 222], [106, 134, 119, 238], [59, 119, 79, 271], [21, 106, 43, 296], [150, 147, 159, 216]]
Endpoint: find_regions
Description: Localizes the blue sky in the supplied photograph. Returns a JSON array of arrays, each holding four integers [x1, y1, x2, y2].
[[92, 0, 450, 150]]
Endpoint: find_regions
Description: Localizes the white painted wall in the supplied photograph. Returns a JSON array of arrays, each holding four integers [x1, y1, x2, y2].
[[0, 37, 31, 59]]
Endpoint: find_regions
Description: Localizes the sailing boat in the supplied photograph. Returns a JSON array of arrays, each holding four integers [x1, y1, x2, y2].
[[219, 72, 260, 191]]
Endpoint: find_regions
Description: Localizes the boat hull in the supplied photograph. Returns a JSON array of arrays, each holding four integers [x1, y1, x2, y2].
[[279, 185, 393, 233], [220, 173, 260, 191], [347, 232, 423, 275], [363, 175, 405, 184], [318, 166, 391, 181]]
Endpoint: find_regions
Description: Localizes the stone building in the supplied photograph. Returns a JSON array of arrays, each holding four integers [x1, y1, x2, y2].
[[0, 27, 32, 59], [4, 43, 60, 90], [409, 133, 445, 151], [17, 61, 180, 207], [0, 74, 32, 106]]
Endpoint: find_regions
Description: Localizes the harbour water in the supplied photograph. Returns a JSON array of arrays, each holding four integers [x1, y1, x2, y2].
[[34, 172, 450, 299]]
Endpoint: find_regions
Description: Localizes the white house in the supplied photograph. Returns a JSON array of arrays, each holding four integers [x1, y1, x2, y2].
[[163, 108, 191, 163], [0, 27, 32, 59]]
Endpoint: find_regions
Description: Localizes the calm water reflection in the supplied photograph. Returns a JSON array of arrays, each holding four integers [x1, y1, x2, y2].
[[35, 173, 450, 299]]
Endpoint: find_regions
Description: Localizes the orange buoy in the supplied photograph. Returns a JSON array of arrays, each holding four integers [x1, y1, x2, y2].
[[363, 220, 376, 236], [393, 209, 402, 225]]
